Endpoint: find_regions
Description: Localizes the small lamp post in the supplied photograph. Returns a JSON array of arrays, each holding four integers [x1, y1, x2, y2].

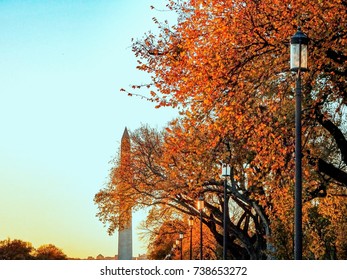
[[197, 196, 205, 260], [179, 232, 184, 260], [221, 163, 231, 260], [172, 243, 177, 259], [175, 240, 180, 260], [188, 216, 194, 260], [290, 27, 308, 260]]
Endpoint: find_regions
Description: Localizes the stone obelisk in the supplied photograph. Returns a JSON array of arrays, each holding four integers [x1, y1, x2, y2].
[[118, 127, 133, 260]]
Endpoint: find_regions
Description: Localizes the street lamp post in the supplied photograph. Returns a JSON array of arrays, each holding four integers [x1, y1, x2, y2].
[[290, 27, 308, 260], [175, 239, 180, 260], [197, 196, 205, 260], [172, 243, 177, 259], [188, 216, 194, 260], [222, 163, 231, 260], [179, 232, 184, 260]]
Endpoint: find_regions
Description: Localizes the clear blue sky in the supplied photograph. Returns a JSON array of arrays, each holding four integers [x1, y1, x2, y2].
[[0, 0, 177, 259]]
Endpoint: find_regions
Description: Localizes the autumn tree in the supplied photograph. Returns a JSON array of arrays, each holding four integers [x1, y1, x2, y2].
[[131, 0, 346, 257], [96, 124, 275, 259], [35, 244, 67, 260], [0, 239, 35, 260], [0, 239, 69, 260], [95, 122, 345, 259], [139, 207, 219, 260], [129, 0, 347, 189], [96, 0, 346, 259]]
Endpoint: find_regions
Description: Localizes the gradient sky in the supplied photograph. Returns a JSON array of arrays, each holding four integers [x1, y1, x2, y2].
[[0, 0, 177, 259]]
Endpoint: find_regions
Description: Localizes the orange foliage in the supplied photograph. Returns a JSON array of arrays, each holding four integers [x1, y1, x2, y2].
[[96, 0, 347, 259]]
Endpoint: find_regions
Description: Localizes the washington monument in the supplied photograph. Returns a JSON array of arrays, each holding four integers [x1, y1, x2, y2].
[[118, 127, 133, 260]]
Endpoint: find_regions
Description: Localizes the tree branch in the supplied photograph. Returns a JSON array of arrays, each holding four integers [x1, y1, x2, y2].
[[314, 107, 347, 166], [317, 158, 347, 187]]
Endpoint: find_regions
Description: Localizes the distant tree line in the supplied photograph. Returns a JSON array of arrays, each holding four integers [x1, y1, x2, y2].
[[0, 238, 67, 260]]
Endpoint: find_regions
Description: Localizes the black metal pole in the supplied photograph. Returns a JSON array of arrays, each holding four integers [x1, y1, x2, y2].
[[190, 226, 193, 260], [200, 210, 203, 260], [180, 238, 183, 260], [223, 178, 228, 260], [295, 71, 303, 260]]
